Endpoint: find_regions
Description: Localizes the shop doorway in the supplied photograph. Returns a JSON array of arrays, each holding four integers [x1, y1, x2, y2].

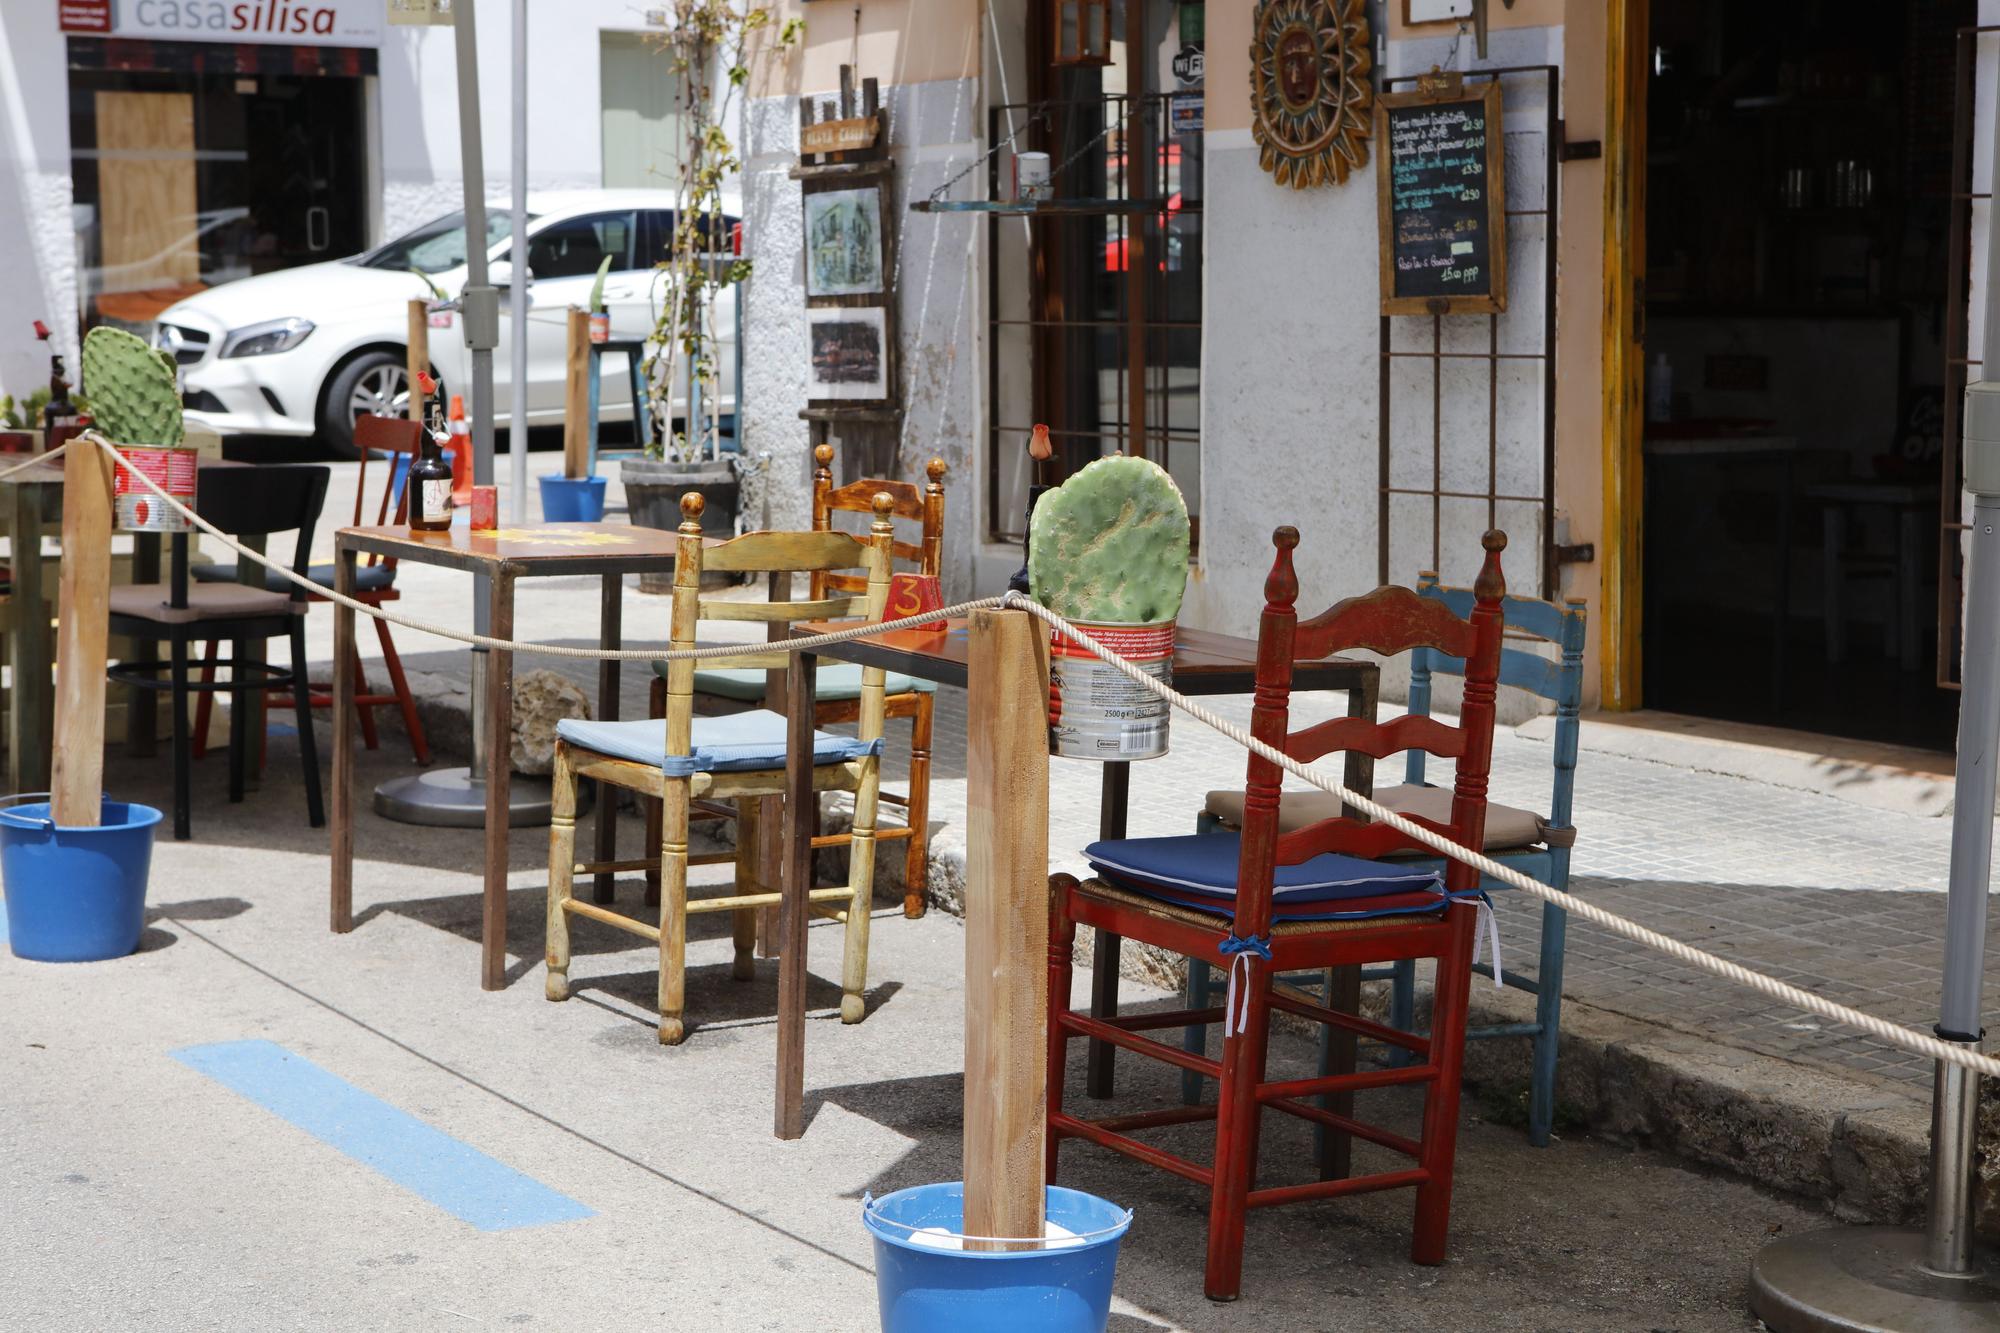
[[1633, 1, 1969, 750], [68, 41, 371, 330]]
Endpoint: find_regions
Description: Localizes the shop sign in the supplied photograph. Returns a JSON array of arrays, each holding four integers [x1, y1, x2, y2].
[[83, 0, 384, 47], [800, 116, 879, 156], [387, 0, 452, 25], [1170, 92, 1204, 137], [58, 0, 112, 33], [1171, 42, 1204, 88]]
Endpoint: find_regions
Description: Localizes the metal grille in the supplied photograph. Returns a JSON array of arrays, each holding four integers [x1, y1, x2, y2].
[[1376, 65, 1561, 598]]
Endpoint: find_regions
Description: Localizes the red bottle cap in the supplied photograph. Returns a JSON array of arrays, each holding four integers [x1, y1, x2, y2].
[[416, 370, 438, 396]]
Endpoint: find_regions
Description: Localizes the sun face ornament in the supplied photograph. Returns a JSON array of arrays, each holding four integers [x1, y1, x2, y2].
[[1250, 0, 1374, 188]]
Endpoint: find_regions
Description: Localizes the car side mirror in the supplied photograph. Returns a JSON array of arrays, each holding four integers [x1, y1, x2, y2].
[[489, 261, 534, 288]]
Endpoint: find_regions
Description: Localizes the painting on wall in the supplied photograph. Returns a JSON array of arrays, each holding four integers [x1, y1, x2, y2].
[[807, 307, 889, 401], [803, 186, 886, 298]]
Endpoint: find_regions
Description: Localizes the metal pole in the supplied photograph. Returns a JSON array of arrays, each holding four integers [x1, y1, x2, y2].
[[509, 0, 530, 522]]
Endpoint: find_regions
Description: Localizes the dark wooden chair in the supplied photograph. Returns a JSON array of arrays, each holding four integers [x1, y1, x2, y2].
[[191, 415, 430, 766], [1046, 527, 1508, 1301], [107, 465, 329, 840]]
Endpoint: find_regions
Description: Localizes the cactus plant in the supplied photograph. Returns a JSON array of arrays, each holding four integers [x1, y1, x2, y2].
[[81, 325, 183, 447], [1028, 454, 1191, 624]]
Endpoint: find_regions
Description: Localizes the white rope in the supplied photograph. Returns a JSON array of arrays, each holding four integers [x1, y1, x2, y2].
[[84, 430, 1999, 1079], [87, 434, 1006, 661], [1000, 592, 2000, 1082], [0, 438, 67, 484]]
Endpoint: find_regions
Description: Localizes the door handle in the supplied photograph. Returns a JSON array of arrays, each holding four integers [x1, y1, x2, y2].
[[306, 206, 329, 253]]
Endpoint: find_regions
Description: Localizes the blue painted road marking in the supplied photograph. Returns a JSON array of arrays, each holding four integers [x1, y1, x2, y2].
[[172, 1039, 592, 1231]]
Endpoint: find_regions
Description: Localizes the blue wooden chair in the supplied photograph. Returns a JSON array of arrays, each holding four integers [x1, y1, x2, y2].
[[1186, 575, 1585, 1148]]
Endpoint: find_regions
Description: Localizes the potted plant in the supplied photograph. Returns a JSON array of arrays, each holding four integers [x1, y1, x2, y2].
[[620, 2, 800, 587], [0, 388, 49, 453]]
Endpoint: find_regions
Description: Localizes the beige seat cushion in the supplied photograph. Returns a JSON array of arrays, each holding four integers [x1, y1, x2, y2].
[[1203, 783, 1546, 851], [108, 581, 295, 625]]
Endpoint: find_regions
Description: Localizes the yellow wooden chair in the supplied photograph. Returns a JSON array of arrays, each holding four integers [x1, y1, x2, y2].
[[544, 491, 895, 1044]]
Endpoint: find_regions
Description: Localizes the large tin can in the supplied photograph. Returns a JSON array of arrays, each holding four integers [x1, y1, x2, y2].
[[1047, 620, 1174, 761], [112, 446, 197, 533]]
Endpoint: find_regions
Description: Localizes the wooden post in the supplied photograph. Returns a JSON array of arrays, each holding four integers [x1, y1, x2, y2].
[[50, 437, 115, 826], [962, 607, 1050, 1250], [406, 299, 429, 424], [563, 308, 590, 479]]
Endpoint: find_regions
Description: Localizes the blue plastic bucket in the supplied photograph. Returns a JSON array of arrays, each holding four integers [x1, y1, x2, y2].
[[538, 475, 608, 522], [862, 1183, 1133, 1333], [0, 797, 162, 962]]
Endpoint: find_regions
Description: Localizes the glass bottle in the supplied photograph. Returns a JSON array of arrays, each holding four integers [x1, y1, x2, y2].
[[408, 377, 453, 535]]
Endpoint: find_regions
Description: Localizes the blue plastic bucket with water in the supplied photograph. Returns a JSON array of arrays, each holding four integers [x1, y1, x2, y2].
[[0, 797, 162, 961], [538, 475, 608, 522], [862, 1183, 1133, 1333]]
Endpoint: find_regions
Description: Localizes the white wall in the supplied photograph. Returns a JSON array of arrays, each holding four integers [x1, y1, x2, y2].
[[0, 0, 81, 393]]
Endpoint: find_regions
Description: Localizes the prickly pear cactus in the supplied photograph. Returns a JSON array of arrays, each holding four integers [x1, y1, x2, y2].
[[81, 325, 183, 447], [1029, 454, 1190, 624]]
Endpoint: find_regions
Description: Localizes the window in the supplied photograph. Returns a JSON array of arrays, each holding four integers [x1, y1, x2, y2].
[[358, 210, 525, 274], [641, 209, 739, 260], [523, 210, 638, 279]]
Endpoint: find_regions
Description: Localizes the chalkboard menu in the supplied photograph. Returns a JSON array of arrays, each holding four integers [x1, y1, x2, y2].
[[1375, 79, 1507, 316]]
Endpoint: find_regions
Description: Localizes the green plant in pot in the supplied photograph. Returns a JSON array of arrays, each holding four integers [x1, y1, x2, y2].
[[622, 1, 801, 573], [81, 325, 191, 531], [1029, 454, 1191, 760], [0, 387, 50, 452]]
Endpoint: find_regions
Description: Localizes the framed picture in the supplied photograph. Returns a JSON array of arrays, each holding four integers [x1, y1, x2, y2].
[[807, 307, 890, 402], [803, 186, 886, 298]]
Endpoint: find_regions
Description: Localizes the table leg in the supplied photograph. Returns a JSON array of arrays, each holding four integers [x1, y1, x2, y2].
[[237, 532, 268, 789], [592, 572, 622, 904], [331, 548, 356, 932], [1085, 759, 1131, 1100], [8, 486, 50, 794], [128, 532, 159, 757], [776, 649, 817, 1139], [482, 568, 516, 991]]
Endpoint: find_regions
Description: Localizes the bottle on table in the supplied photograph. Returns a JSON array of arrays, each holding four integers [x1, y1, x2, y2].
[[408, 372, 454, 535]]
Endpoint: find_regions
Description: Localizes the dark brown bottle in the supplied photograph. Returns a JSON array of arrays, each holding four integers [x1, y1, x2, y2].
[[408, 373, 453, 534]]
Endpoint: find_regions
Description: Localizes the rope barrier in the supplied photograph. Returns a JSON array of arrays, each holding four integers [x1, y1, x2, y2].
[[0, 438, 68, 484], [83, 431, 1997, 1079]]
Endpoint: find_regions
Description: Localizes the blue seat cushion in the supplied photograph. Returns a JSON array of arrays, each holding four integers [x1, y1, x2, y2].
[[1085, 833, 1451, 922], [192, 561, 395, 594], [665, 661, 935, 701], [556, 709, 880, 777]]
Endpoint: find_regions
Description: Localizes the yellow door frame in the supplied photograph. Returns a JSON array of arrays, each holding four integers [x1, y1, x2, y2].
[[1600, 0, 1648, 709]]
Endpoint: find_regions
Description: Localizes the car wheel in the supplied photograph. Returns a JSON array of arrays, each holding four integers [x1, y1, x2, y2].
[[320, 350, 414, 458]]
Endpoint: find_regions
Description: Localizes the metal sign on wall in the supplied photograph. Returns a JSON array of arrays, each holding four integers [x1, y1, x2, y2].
[[61, 0, 386, 46]]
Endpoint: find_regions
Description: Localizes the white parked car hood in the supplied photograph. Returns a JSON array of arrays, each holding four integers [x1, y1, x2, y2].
[[159, 259, 438, 330]]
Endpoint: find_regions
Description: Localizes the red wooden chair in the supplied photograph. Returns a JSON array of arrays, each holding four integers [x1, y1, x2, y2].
[[192, 415, 431, 765], [1046, 527, 1508, 1301]]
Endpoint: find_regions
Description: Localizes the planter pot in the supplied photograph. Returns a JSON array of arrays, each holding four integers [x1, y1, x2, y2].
[[1047, 619, 1176, 761], [621, 457, 739, 592], [538, 474, 608, 523], [862, 1182, 1132, 1333], [0, 796, 162, 961]]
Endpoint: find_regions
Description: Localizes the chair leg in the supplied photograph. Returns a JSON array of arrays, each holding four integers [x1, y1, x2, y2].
[[657, 777, 691, 1044], [1412, 907, 1477, 1265], [1388, 957, 1418, 1066], [1204, 957, 1271, 1302], [351, 643, 379, 751], [1527, 900, 1568, 1148], [545, 743, 577, 1001], [1181, 959, 1211, 1106], [643, 795, 663, 908], [1045, 877, 1078, 1186], [730, 797, 759, 981], [373, 614, 431, 766], [170, 638, 191, 841], [192, 639, 219, 760], [840, 772, 882, 1025], [291, 621, 323, 828], [227, 636, 249, 803], [902, 693, 935, 917]]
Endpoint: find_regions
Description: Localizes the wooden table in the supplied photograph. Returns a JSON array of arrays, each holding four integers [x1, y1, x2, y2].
[[328, 521, 684, 990], [770, 617, 1380, 1137]]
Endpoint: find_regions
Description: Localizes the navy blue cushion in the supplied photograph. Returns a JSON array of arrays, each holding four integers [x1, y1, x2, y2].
[[556, 709, 879, 777], [192, 561, 395, 594], [1085, 833, 1449, 921]]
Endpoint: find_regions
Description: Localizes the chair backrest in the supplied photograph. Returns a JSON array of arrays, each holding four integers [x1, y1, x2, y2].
[[173, 464, 330, 609], [352, 415, 426, 570], [807, 443, 947, 600], [1230, 528, 1509, 938], [1405, 575, 1587, 841], [657, 490, 896, 757]]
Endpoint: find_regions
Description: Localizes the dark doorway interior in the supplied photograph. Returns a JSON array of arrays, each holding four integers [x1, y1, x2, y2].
[[1640, 0, 1970, 750]]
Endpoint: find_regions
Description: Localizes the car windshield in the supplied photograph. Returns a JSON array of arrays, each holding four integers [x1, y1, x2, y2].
[[354, 211, 530, 274]]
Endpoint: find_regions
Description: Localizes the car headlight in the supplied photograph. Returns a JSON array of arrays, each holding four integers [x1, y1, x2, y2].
[[220, 317, 314, 358]]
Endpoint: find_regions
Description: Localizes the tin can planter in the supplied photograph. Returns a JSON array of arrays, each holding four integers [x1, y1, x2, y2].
[[111, 446, 198, 532], [1047, 619, 1174, 761]]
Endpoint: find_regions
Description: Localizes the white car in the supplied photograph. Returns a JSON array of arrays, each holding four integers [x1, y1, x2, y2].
[[151, 189, 738, 455]]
